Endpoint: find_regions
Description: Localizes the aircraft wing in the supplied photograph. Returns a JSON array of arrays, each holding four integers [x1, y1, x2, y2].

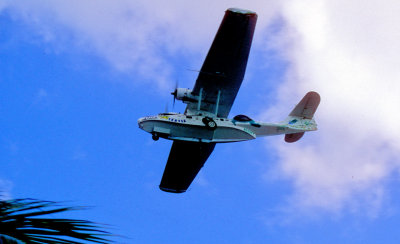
[[160, 141, 216, 193], [185, 8, 257, 118]]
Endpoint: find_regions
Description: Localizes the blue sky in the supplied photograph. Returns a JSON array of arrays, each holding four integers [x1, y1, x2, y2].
[[2, 1, 400, 243]]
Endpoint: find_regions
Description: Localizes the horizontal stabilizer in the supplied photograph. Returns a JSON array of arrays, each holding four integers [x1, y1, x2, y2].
[[289, 91, 320, 119], [285, 132, 304, 143]]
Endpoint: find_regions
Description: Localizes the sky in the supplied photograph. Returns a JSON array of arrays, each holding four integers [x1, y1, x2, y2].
[[1, 0, 400, 243]]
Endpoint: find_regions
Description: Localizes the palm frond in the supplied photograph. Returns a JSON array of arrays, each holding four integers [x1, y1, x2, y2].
[[0, 234, 22, 244], [0, 198, 112, 244]]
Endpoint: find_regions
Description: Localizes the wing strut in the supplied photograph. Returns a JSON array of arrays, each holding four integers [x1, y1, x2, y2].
[[214, 90, 221, 115], [197, 88, 203, 111]]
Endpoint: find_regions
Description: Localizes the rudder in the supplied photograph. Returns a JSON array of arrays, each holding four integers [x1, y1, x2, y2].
[[289, 91, 320, 119]]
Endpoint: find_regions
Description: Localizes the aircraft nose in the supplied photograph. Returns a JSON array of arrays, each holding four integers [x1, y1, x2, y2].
[[137, 118, 145, 128]]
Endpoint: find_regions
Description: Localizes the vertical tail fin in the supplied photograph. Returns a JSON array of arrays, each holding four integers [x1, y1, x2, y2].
[[285, 91, 320, 143], [289, 91, 321, 119]]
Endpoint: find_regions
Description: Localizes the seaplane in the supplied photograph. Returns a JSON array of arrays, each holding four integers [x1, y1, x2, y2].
[[138, 8, 320, 193]]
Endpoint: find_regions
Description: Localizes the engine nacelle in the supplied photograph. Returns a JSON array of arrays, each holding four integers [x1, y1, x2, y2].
[[172, 88, 198, 103]]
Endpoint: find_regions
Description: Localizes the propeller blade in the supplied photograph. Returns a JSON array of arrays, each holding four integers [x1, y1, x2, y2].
[[171, 79, 179, 109]]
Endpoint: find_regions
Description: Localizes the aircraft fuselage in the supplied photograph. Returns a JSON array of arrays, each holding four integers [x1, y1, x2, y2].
[[138, 113, 257, 143]]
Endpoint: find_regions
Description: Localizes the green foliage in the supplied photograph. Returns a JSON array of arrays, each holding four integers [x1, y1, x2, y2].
[[0, 199, 112, 244]]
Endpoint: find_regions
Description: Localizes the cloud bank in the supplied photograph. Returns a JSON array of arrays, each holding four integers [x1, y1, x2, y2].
[[265, 0, 400, 217], [2, 0, 400, 217]]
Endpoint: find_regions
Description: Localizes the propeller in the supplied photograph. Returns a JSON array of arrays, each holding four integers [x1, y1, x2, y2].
[[171, 80, 179, 108]]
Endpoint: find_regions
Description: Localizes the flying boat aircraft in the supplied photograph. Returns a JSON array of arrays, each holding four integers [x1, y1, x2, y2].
[[138, 8, 320, 193]]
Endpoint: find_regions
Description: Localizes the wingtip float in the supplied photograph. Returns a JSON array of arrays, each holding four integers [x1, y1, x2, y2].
[[138, 8, 320, 193]]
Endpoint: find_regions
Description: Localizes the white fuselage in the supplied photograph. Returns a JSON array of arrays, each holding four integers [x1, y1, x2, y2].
[[137, 113, 316, 143], [138, 113, 255, 143]]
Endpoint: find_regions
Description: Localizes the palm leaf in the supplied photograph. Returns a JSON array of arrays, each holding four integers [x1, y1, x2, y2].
[[0, 198, 112, 243]]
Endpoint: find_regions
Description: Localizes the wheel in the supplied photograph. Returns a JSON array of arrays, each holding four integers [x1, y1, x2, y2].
[[207, 120, 216, 129], [202, 117, 217, 130], [152, 133, 159, 141]]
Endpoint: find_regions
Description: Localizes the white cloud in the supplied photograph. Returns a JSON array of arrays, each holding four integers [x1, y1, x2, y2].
[[0, 179, 13, 200], [264, 0, 400, 217]]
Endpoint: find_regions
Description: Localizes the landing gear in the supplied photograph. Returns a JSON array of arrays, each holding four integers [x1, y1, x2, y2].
[[202, 117, 217, 130], [152, 133, 159, 141]]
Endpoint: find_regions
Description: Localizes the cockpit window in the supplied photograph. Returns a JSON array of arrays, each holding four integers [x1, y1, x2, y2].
[[233, 114, 252, 121]]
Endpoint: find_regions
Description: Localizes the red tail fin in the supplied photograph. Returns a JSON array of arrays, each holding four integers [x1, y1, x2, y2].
[[289, 91, 320, 119], [284, 91, 320, 143]]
